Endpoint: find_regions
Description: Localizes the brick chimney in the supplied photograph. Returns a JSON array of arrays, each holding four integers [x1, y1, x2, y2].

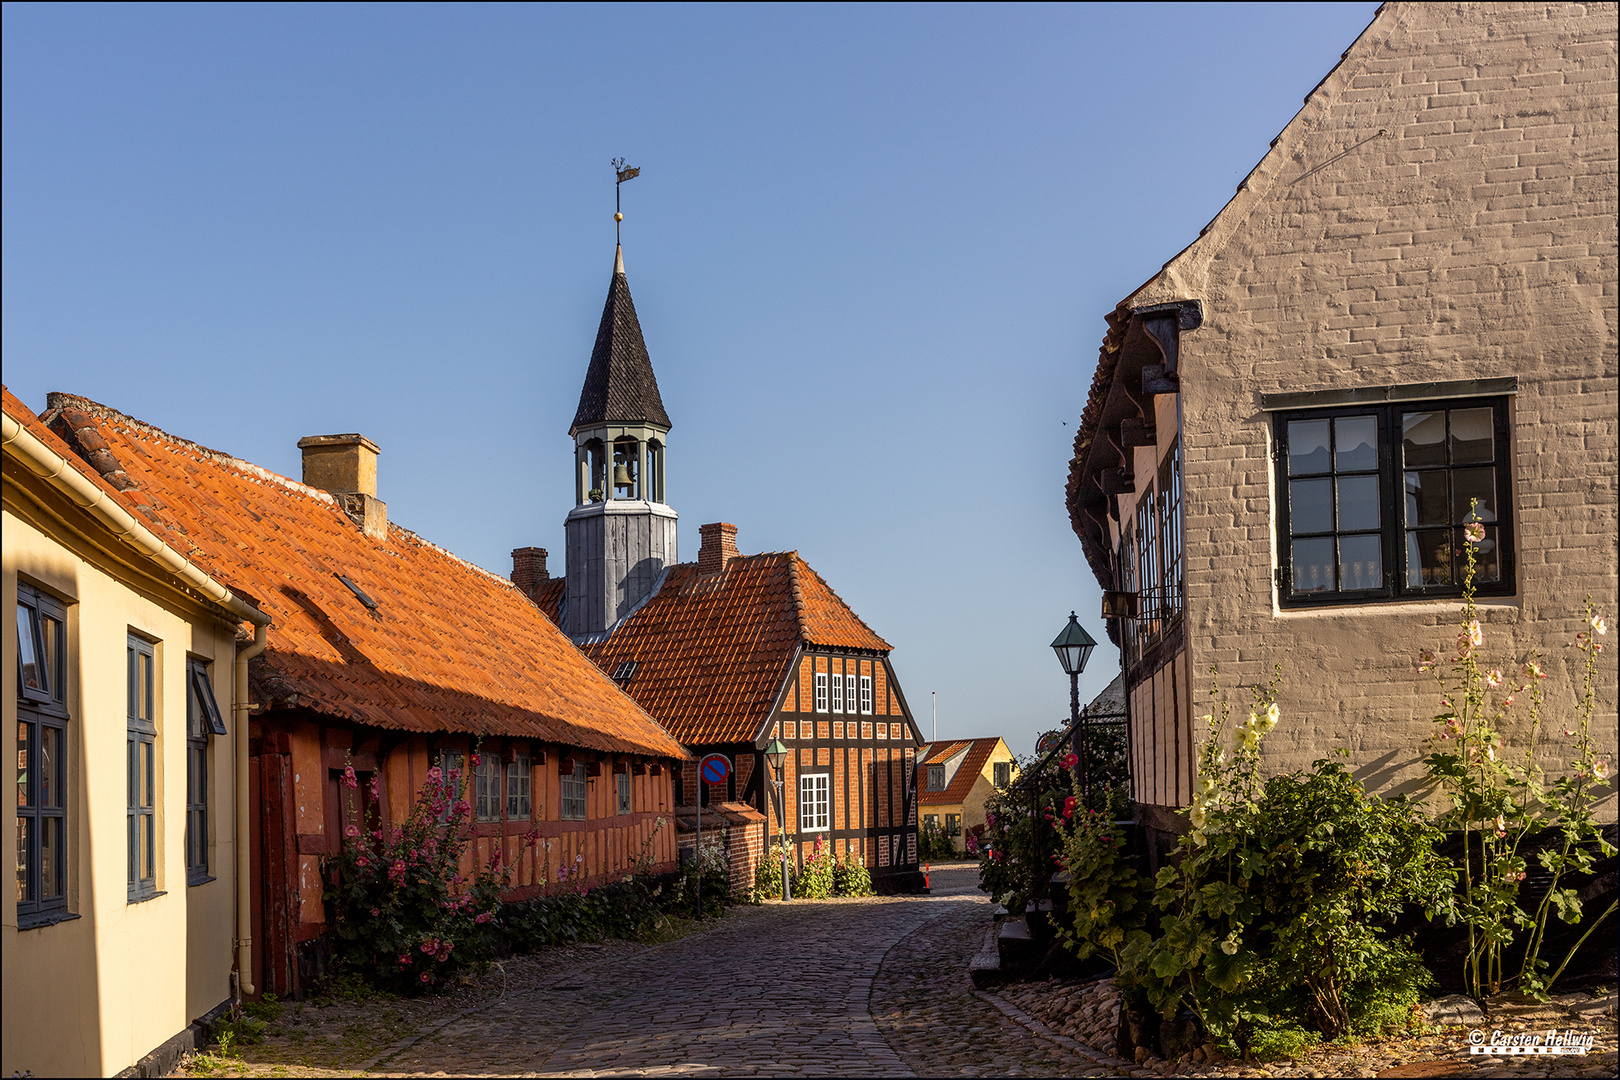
[[511, 547, 549, 600], [697, 522, 740, 574], [298, 434, 387, 539]]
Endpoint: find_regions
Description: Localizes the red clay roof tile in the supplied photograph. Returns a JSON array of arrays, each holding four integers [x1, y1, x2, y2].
[[535, 549, 891, 746], [919, 736, 1006, 806], [39, 392, 686, 760]]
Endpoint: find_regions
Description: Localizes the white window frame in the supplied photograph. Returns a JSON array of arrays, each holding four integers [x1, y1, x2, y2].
[[860, 674, 873, 714], [830, 670, 843, 713], [814, 671, 828, 713], [798, 773, 830, 832], [561, 762, 588, 821], [845, 674, 858, 716]]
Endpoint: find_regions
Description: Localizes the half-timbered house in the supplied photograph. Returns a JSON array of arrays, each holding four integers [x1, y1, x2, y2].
[[41, 392, 689, 998], [522, 244, 926, 891]]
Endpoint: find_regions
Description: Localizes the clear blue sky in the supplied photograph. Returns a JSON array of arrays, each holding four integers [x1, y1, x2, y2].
[[3, 2, 1379, 757]]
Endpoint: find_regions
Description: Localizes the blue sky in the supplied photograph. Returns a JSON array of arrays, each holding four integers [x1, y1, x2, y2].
[[3, 2, 1379, 756]]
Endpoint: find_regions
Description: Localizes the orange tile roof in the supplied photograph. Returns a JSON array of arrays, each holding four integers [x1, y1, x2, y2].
[[919, 736, 1006, 806], [535, 550, 891, 746], [38, 392, 686, 760]]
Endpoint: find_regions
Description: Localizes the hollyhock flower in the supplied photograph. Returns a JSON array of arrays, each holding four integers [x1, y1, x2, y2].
[[476, 911, 493, 924], [1189, 801, 1208, 828], [398, 953, 411, 966], [1060, 753, 1078, 770], [1595, 760, 1611, 781], [1463, 621, 1483, 649], [421, 940, 437, 954], [1220, 928, 1243, 956], [357, 857, 371, 868], [343, 764, 358, 789], [346, 825, 360, 838], [1524, 660, 1546, 681], [1063, 795, 1078, 818], [1416, 649, 1437, 673], [1494, 815, 1507, 838], [1593, 615, 1608, 636], [1464, 521, 1486, 544], [420, 972, 432, 984], [369, 906, 381, 917], [1486, 669, 1504, 689], [427, 765, 443, 782]]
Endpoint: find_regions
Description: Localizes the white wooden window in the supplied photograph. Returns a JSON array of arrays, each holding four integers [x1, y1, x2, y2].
[[845, 674, 858, 716], [475, 754, 502, 821], [799, 773, 830, 832], [860, 674, 873, 714], [814, 671, 828, 712], [506, 754, 531, 820], [831, 670, 843, 713], [561, 762, 588, 820]]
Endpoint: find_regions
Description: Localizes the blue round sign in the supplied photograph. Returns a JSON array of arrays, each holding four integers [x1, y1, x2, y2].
[[700, 754, 731, 784]]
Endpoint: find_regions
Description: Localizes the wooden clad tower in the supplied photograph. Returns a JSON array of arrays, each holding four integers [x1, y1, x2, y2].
[[563, 245, 678, 638]]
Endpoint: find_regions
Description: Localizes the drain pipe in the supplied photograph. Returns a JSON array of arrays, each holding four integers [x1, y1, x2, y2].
[[235, 620, 268, 997]]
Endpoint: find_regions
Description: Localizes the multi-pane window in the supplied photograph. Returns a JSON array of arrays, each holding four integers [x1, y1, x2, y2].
[[438, 750, 465, 821], [185, 660, 226, 883], [505, 754, 531, 820], [830, 670, 844, 713], [1403, 406, 1504, 588], [127, 634, 157, 901], [1281, 413, 1384, 596], [845, 674, 858, 717], [617, 771, 632, 815], [17, 587, 68, 924], [945, 813, 962, 837], [1275, 398, 1512, 604], [926, 764, 945, 791], [798, 773, 830, 832], [561, 762, 588, 821], [993, 761, 1011, 788], [859, 675, 873, 714], [475, 754, 502, 821], [814, 672, 828, 713], [1120, 440, 1185, 666]]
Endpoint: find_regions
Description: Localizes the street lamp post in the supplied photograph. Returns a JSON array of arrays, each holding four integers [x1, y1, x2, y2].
[[1050, 611, 1098, 802], [765, 737, 790, 902]]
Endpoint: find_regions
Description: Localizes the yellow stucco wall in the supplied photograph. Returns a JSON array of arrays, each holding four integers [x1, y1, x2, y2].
[[3, 501, 240, 1077]]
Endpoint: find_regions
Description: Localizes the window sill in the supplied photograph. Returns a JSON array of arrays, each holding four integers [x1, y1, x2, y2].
[[1274, 595, 1521, 618], [127, 889, 167, 905], [17, 908, 79, 931], [188, 873, 217, 887]]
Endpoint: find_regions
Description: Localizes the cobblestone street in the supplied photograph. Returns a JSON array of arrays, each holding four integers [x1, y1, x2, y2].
[[192, 863, 1617, 1079]]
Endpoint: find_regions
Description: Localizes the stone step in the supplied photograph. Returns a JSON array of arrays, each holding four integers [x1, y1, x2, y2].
[[969, 922, 1003, 988]]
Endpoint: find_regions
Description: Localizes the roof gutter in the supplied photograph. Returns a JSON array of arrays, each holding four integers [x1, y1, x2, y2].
[[3, 410, 271, 997]]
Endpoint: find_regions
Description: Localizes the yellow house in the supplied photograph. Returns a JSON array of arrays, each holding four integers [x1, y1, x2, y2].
[[917, 737, 1015, 855], [3, 388, 269, 1078]]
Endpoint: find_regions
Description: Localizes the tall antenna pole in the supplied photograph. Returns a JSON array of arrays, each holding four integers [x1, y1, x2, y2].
[[932, 691, 936, 742]]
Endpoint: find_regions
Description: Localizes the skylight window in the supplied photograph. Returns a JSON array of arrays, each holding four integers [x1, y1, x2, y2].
[[613, 660, 639, 684], [334, 573, 380, 616]]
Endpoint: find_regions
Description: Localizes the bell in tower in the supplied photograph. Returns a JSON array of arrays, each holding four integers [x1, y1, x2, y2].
[[561, 242, 677, 639]]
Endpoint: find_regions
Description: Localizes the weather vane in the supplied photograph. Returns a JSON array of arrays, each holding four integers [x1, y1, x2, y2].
[[612, 158, 640, 244]]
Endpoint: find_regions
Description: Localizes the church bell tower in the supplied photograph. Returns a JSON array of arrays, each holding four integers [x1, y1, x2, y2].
[[562, 243, 677, 638]]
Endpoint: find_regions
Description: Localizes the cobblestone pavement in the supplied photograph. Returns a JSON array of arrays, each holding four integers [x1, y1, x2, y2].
[[182, 862, 1616, 1078]]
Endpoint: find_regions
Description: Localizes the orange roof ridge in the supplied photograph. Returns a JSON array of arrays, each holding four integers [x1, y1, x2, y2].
[[386, 521, 526, 591], [787, 551, 891, 651], [46, 391, 339, 507]]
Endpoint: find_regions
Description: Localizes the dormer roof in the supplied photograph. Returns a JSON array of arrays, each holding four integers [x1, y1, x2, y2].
[[570, 246, 671, 433]]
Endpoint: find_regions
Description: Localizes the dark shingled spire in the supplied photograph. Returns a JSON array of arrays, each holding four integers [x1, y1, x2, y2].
[[570, 247, 671, 432]]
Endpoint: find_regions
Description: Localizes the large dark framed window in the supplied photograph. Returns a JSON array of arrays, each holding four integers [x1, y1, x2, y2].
[[1275, 397, 1513, 605], [127, 634, 158, 901], [185, 660, 226, 884], [17, 585, 69, 926], [560, 762, 588, 821]]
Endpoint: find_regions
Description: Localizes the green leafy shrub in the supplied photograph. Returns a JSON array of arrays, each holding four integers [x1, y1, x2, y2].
[[662, 840, 730, 916], [756, 842, 789, 900], [919, 822, 957, 862], [796, 835, 837, 899], [323, 755, 511, 993], [1419, 522, 1616, 999], [1126, 672, 1453, 1053], [833, 852, 874, 897], [1052, 785, 1149, 969]]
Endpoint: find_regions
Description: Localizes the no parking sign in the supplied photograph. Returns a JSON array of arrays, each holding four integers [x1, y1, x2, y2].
[[700, 754, 731, 785]]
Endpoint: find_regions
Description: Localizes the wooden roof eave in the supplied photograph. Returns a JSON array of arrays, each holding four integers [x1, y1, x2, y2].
[[752, 642, 806, 750]]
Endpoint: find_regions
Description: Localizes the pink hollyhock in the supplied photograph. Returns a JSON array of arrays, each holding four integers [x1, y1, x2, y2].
[[1060, 753, 1078, 770], [369, 907, 381, 917], [346, 825, 360, 838], [420, 972, 432, 984], [1485, 669, 1504, 689]]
